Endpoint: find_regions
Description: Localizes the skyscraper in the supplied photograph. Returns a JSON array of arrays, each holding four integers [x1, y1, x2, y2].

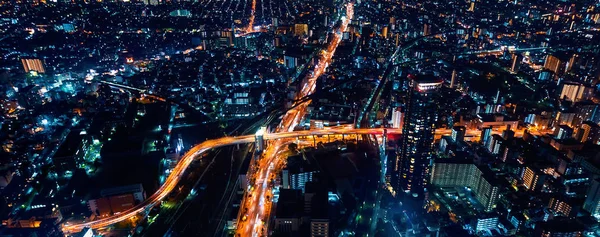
[[397, 74, 442, 197]]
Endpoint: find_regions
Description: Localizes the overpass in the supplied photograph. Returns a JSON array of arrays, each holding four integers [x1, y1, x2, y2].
[[61, 127, 399, 233]]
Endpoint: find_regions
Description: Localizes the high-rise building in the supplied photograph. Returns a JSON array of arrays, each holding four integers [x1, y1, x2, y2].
[[21, 58, 45, 73], [397, 74, 442, 197]]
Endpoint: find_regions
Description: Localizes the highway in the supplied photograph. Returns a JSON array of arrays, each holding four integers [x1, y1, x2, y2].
[[235, 2, 355, 237], [61, 127, 396, 233]]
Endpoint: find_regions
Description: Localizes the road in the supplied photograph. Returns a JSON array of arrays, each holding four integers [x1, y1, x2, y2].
[[62, 127, 397, 233], [235, 3, 355, 237]]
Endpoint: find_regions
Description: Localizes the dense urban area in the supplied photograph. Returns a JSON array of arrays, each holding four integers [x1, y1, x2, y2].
[[1, 0, 600, 236]]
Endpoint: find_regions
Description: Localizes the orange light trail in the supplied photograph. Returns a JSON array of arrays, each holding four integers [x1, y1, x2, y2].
[[236, 3, 354, 237], [61, 128, 398, 233], [246, 0, 257, 33]]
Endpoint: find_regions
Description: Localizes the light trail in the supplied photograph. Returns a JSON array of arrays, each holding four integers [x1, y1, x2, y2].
[[246, 0, 257, 32], [236, 3, 354, 237], [61, 128, 400, 233]]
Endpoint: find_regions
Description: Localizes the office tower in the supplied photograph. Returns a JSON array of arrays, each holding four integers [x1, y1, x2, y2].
[[397, 74, 442, 197], [21, 58, 45, 73]]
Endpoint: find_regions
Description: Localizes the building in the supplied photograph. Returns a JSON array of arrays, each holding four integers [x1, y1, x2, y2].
[[52, 130, 89, 173], [473, 215, 499, 232], [548, 195, 582, 217], [510, 53, 521, 73], [544, 54, 567, 75], [584, 178, 600, 218], [559, 82, 593, 102], [423, 23, 431, 36], [450, 69, 458, 88], [100, 184, 146, 202], [282, 169, 315, 191], [75, 228, 94, 237], [487, 134, 504, 155], [522, 166, 546, 192], [397, 74, 442, 197], [430, 160, 499, 212], [284, 55, 299, 69], [575, 102, 600, 125], [89, 184, 145, 218], [88, 194, 135, 217], [575, 121, 600, 144], [391, 108, 403, 129], [21, 58, 45, 73], [534, 218, 584, 237], [294, 24, 309, 36], [274, 189, 303, 233], [311, 219, 329, 237], [451, 126, 466, 143], [481, 126, 492, 147], [555, 125, 574, 140], [476, 114, 519, 130]]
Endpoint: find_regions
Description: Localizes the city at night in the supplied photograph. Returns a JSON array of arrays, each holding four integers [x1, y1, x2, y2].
[[1, 0, 600, 236]]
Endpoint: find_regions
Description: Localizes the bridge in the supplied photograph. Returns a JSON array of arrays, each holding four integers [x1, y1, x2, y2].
[[61, 127, 400, 233]]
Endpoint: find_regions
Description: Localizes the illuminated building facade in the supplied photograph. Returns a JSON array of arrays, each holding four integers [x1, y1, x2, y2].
[[522, 166, 546, 192], [21, 58, 45, 73], [397, 74, 441, 197]]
